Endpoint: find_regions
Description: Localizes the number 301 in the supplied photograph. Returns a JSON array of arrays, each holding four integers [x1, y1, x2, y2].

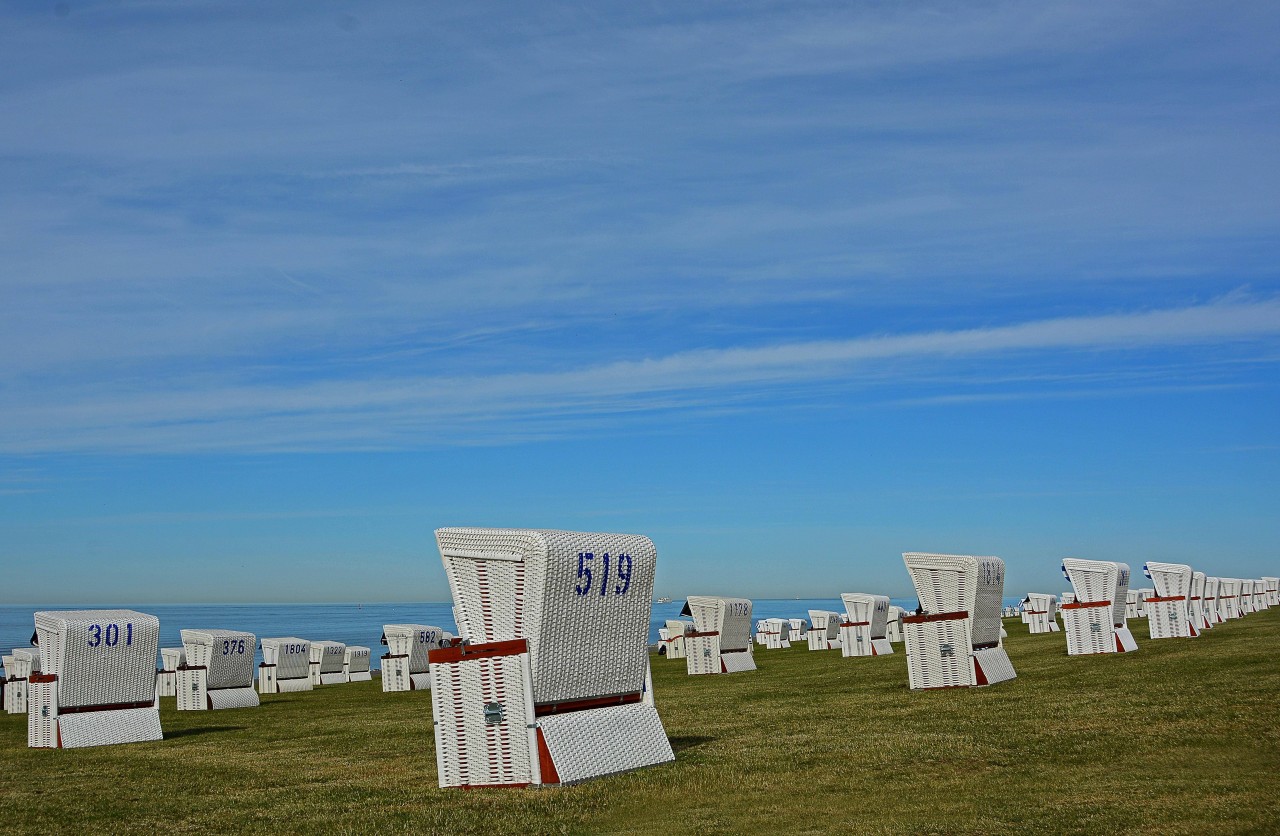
[[87, 623, 133, 648]]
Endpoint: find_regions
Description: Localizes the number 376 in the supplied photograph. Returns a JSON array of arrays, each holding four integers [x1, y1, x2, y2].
[[575, 552, 632, 597]]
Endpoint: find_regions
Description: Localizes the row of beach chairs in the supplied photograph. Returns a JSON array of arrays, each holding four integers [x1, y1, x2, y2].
[[1013, 564, 1276, 654], [4, 616, 456, 747], [6, 527, 1275, 795]]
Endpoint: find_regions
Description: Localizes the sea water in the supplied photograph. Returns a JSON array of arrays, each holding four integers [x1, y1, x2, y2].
[[0, 597, 1023, 673]]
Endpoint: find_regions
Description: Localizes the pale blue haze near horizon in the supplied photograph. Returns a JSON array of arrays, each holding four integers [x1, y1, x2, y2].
[[0, 2, 1277, 605]]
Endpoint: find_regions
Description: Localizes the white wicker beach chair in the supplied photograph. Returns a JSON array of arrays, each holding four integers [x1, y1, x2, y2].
[[1219, 579, 1242, 619], [1250, 579, 1268, 611], [2, 655, 14, 713], [1142, 563, 1198, 639], [1264, 577, 1280, 607], [661, 620, 692, 659], [1202, 577, 1224, 624], [1022, 593, 1060, 634], [155, 647, 184, 699], [682, 596, 756, 675], [1124, 590, 1142, 621], [4, 648, 39, 715], [1060, 559, 1138, 655], [1137, 588, 1156, 618], [177, 629, 260, 710], [754, 620, 768, 646], [1233, 579, 1252, 615], [885, 606, 904, 643], [258, 637, 313, 694], [308, 641, 347, 685], [28, 610, 162, 748], [429, 527, 675, 788], [900, 553, 1016, 690], [1189, 571, 1211, 631], [342, 646, 372, 682], [760, 618, 790, 650], [381, 625, 448, 691], [1061, 591, 1076, 606], [784, 618, 804, 643], [806, 610, 842, 651], [838, 594, 893, 657]]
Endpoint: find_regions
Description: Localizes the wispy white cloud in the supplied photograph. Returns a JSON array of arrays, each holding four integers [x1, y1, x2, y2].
[[3, 296, 1277, 454]]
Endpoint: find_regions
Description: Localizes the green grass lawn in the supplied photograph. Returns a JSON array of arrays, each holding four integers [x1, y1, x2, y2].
[[2, 611, 1278, 835]]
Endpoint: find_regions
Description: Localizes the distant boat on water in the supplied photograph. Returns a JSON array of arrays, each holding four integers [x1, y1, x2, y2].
[[656, 596, 672, 604]]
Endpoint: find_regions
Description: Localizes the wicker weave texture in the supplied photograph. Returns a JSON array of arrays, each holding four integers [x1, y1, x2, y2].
[[762, 618, 790, 650], [57, 706, 162, 749], [208, 687, 259, 709], [27, 678, 56, 747], [429, 646, 537, 787], [684, 634, 721, 676], [182, 629, 256, 690], [160, 648, 185, 672], [886, 607, 904, 643], [685, 597, 753, 652], [1146, 600, 1191, 639], [383, 625, 446, 673], [34, 610, 159, 710], [261, 638, 311, 682], [972, 647, 1016, 684], [1203, 577, 1223, 623], [1024, 593, 1058, 634], [902, 553, 1005, 648], [1220, 580, 1241, 618], [437, 528, 656, 705], [346, 646, 372, 675], [1145, 562, 1192, 598], [155, 670, 177, 697], [176, 667, 206, 710], [904, 617, 972, 689], [310, 641, 347, 673], [1062, 559, 1131, 628], [1189, 572, 1211, 629], [1063, 607, 1118, 655], [1264, 577, 1280, 607], [662, 620, 691, 658], [838, 594, 890, 657], [720, 650, 756, 673], [538, 702, 674, 785]]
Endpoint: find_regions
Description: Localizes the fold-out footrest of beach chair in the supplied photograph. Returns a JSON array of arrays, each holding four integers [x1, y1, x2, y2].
[[870, 637, 894, 655], [972, 647, 1016, 685], [276, 676, 312, 692], [409, 672, 431, 690], [30, 676, 163, 748], [208, 686, 260, 709], [319, 672, 346, 685], [537, 702, 675, 785], [348, 670, 372, 682], [1114, 625, 1137, 652], [720, 650, 756, 673]]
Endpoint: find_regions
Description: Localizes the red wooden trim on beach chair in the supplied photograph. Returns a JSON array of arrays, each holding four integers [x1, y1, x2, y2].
[[902, 610, 968, 624], [428, 639, 528, 664], [1061, 600, 1111, 610]]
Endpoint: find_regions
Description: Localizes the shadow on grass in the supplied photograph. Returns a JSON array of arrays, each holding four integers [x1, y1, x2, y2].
[[164, 726, 245, 739], [669, 735, 714, 753]]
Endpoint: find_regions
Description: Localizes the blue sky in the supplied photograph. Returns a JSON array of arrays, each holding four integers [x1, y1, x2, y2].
[[1, 1, 1277, 604]]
